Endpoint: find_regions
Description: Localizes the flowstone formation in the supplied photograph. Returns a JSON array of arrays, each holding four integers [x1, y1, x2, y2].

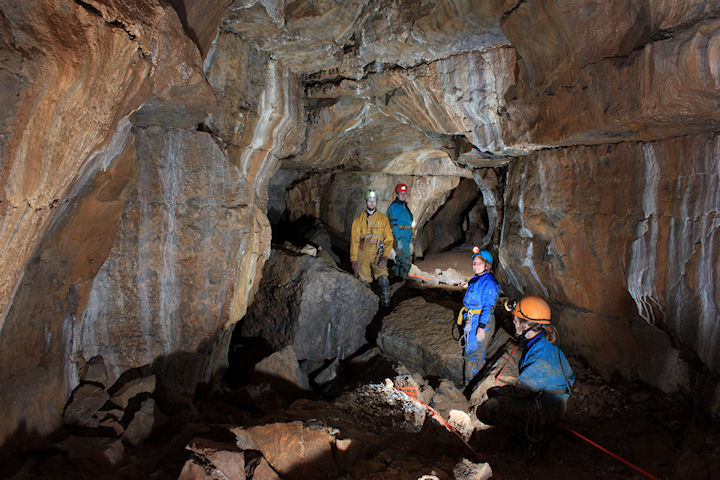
[[0, 0, 718, 463]]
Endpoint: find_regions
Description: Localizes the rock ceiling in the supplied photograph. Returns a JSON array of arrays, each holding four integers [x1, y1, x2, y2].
[[214, 0, 522, 172]]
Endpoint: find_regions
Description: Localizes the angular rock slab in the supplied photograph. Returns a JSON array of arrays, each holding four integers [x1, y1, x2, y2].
[[63, 384, 110, 427], [242, 250, 378, 361], [122, 398, 157, 447], [333, 383, 427, 434], [55, 436, 125, 474], [111, 375, 157, 410], [81, 356, 109, 387], [377, 297, 463, 384], [454, 458, 493, 480], [253, 346, 311, 391], [178, 460, 213, 480], [231, 421, 338, 480], [252, 457, 281, 480], [186, 437, 247, 480]]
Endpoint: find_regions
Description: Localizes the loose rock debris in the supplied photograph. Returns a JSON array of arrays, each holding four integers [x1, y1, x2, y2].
[[4, 310, 720, 479]]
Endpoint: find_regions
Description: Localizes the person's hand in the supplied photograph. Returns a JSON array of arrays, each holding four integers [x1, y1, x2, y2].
[[476, 328, 486, 343], [377, 256, 388, 268], [352, 261, 359, 275]]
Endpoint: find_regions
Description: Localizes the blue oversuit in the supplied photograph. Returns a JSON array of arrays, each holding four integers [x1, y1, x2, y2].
[[518, 331, 575, 410], [462, 272, 500, 383], [477, 331, 575, 430], [386, 198, 413, 278]]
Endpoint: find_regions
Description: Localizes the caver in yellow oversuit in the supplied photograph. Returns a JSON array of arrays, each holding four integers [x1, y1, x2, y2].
[[350, 189, 394, 307]]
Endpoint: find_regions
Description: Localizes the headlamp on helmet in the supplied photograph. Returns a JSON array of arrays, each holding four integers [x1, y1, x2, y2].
[[507, 296, 551, 325], [365, 189, 378, 201], [395, 183, 408, 193], [471, 247, 493, 265]]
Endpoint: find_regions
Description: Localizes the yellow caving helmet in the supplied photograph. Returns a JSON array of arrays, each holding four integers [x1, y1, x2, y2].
[[505, 295, 551, 325]]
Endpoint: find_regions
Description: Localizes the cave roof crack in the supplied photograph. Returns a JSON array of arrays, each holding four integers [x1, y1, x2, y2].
[[73, 0, 137, 42], [502, 0, 527, 20], [519, 129, 720, 154], [303, 44, 512, 96], [580, 15, 720, 71]]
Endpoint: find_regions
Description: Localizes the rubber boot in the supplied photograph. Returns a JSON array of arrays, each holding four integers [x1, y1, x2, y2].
[[378, 275, 391, 308]]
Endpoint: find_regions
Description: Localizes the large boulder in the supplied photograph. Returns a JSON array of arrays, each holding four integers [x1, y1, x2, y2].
[[377, 297, 463, 384], [241, 249, 377, 361]]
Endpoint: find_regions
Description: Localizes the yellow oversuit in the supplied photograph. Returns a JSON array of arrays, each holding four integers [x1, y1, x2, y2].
[[350, 209, 394, 283]]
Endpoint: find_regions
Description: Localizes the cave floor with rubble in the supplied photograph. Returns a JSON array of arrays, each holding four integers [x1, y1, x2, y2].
[[4, 279, 720, 480]]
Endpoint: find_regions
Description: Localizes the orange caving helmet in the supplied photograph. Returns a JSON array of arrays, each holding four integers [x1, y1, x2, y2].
[[395, 183, 408, 193], [505, 295, 551, 325]]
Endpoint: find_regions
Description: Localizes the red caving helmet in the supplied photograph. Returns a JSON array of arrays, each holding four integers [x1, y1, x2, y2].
[[395, 183, 408, 193]]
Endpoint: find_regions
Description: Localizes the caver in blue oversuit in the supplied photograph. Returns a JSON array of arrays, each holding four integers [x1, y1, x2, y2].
[[460, 249, 500, 385], [386, 184, 414, 279], [476, 295, 575, 433]]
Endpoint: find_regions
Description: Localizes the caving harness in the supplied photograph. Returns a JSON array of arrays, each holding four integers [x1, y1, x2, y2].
[[454, 306, 483, 348], [374, 239, 385, 265]]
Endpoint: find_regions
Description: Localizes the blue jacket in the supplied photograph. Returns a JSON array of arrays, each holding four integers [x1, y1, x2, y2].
[[463, 272, 500, 330], [386, 198, 413, 243], [518, 332, 575, 396]]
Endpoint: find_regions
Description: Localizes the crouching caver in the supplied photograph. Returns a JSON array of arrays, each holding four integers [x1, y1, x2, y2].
[[476, 295, 575, 434], [350, 189, 394, 307]]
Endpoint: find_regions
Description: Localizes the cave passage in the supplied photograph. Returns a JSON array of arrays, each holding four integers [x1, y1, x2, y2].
[[1, 1, 719, 479]]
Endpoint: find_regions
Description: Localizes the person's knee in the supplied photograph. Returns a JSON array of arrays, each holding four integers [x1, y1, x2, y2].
[[476, 398, 501, 425]]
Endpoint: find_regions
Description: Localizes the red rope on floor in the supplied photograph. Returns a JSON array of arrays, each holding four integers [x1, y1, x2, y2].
[[393, 386, 479, 456], [559, 423, 661, 480], [408, 273, 436, 282]]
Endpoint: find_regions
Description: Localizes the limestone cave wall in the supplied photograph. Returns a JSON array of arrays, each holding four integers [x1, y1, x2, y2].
[[499, 134, 719, 399], [496, 1, 720, 411]]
